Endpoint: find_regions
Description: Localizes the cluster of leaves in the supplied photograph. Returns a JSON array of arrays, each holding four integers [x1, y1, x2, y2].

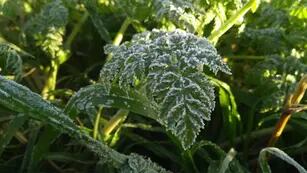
[[0, 0, 306, 173], [245, 55, 307, 113]]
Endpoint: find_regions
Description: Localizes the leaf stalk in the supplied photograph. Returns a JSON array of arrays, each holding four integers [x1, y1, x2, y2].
[[208, 0, 258, 44], [268, 75, 307, 147]]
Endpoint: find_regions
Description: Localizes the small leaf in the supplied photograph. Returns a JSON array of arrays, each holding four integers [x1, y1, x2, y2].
[[0, 43, 23, 81], [65, 84, 158, 118]]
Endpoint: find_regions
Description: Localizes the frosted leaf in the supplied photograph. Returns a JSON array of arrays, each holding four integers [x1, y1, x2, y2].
[[119, 153, 171, 173], [148, 68, 215, 149], [153, 0, 201, 33], [100, 29, 231, 149], [0, 44, 23, 81], [65, 84, 158, 119], [24, 0, 68, 59], [111, 0, 243, 34], [0, 76, 170, 172]]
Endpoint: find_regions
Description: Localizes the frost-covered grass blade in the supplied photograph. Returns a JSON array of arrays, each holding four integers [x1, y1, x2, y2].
[[0, 75, 171, 172], [259, 147, 307, 173]]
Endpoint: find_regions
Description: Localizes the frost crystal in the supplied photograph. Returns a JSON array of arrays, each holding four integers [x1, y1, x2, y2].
[[100, 29, 231, 149], [119, 153, 171, 173]]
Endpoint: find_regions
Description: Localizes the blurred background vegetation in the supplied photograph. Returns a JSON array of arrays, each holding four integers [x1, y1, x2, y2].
[[0, 0, 306, 172]]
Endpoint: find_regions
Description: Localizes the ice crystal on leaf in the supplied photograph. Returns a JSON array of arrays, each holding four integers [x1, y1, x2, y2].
[[0, 75, 170, 172], [119, 153, 171, 173], [100, 29, 231, 149]]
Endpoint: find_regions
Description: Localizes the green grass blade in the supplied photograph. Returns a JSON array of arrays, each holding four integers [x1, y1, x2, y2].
[[0, 114, 27, 157], [44, 152, 95, 164], [83, 0, 112, 42], [0, 76, 170, 172], [28, 125, 59, 172], [218, 148, 237, 173], [0, 75, 126, 166], [19, 123, 40, 173], [209, 77, 241, 142], [259, 147, 307, 173]]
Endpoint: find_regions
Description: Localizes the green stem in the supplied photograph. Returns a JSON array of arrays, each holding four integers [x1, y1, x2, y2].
[[208, 0, 257, 44], [113, 18, 131, 46], [107, 17, 132, 61], [41, 60, 59, 100], [102, 110, 129, 139], [243, 102, 259, 159], [102, 18, 132, 138], [225, 55, 266, 60], [93, 106, 103, 139], [64, 12, 89, 49], [41, 12, 89, 100]]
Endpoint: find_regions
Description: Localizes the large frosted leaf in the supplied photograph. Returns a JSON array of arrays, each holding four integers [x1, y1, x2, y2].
[[100, 29, 231, 149]]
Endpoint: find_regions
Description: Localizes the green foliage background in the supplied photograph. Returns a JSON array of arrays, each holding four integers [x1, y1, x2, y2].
[[0, 0, 306, 172]]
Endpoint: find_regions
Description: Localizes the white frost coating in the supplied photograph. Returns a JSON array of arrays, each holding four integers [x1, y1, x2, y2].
[[0, 76, 171, 172], [100, 29, 231, 149]]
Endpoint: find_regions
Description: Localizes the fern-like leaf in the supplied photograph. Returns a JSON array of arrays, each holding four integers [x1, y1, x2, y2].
[[101, 29, 231, 149], [24, 0, 68, 60]]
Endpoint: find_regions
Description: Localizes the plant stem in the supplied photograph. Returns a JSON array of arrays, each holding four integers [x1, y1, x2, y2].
[[42, 12, 89, 100], [102, 109, 129, 138], [41, 60, 59, 100], [102, 18, 132, 138], [225, 55, 266, 60], [64, 12, 89, 49], [268, 75, 307, 147], [93, 106, 103, 140], [208, 0, 257, 44], [113, 18, 131, 46], [107, 17, 131, 61]]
